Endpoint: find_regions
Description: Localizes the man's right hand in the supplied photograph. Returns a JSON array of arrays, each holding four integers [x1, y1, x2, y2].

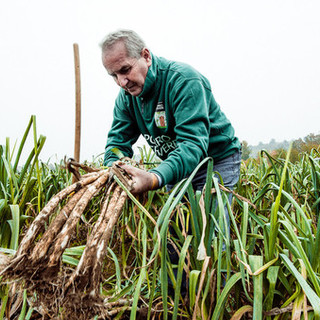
[[116, 163, 159, 194]]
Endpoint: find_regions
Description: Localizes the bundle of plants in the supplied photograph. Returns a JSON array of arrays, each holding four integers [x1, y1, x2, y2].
[[0, 159, 134, 319]]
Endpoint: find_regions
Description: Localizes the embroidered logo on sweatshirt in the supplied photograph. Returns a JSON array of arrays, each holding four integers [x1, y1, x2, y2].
[[154, 102, 167, 129]]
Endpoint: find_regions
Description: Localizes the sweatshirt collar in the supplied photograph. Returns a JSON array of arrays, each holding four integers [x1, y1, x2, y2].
[[139, 52, 158, 98]]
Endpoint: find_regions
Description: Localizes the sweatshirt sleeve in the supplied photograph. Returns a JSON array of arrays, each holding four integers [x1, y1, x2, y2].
[[104, 94, 140, 167], [150, 78, 211, 186]]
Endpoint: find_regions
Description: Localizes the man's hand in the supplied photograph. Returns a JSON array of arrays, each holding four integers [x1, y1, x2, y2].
[[116, 163, 159, 194]]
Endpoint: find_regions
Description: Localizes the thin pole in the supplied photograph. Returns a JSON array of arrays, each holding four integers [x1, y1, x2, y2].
[[73, 43, 81, 163], [72, 43, 81, 184]]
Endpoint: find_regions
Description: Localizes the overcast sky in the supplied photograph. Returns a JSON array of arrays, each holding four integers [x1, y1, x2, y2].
[[1, 0, 319, 163]]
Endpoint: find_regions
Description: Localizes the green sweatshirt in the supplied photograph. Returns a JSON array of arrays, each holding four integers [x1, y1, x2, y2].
[[104, 53, 241, 186]]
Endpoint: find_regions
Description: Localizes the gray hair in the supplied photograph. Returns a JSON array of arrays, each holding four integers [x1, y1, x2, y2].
[[100, 29, 146, 59]]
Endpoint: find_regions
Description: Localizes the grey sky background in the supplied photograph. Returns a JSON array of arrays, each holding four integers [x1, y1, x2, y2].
[[1, 0, 319, 163]]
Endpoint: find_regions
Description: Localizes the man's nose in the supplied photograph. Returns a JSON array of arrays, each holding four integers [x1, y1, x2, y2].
[[118, 75, 128, 88]]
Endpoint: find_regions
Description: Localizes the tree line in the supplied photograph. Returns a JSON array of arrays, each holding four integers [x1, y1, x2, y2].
[[241, 133, 320, 162]]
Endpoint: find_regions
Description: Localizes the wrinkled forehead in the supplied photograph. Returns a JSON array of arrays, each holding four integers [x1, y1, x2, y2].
[[102, 41, 129, 61], [103, 43, 136, 73], [104, 42, 134, 68]]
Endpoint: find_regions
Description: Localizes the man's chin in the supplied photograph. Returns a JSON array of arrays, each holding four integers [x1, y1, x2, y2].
[[127, 87, 142, 96]]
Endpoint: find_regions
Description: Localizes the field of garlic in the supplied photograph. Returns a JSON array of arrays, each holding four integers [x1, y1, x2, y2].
[[0, 116, 320, 320]]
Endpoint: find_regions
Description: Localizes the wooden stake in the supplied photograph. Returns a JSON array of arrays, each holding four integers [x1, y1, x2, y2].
[[73, 43, 81, 184], [73, 43, 81, 164]]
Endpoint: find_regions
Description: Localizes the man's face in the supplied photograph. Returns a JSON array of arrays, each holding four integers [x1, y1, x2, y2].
[[102, 41, 152, 96]]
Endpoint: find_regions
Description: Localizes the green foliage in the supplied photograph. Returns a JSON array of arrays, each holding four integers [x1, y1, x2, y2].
[[241, 140, 251, 160], [249, 132, 320, 163], [0, 115, 47, 247], [1, 122, 320, 319], [0, 116, 70, 319]]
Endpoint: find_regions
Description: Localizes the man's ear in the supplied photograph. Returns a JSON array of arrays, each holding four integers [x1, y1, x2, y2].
[[141, 48, 152, 67]]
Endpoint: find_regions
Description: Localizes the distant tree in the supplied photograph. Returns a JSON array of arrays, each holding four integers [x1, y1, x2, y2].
[[241, 140, 251, 160], [305, 133, 320, 144], [269, 138, 276, 148], [304, 133, 320, 151], [290, 133, 320, 162], [246, 132, 319, 161], [271, 148, 287, 159], [257, 141, 264, 148]]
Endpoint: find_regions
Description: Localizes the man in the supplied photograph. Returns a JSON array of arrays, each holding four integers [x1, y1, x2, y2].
[[101, 29, 241, 194]]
